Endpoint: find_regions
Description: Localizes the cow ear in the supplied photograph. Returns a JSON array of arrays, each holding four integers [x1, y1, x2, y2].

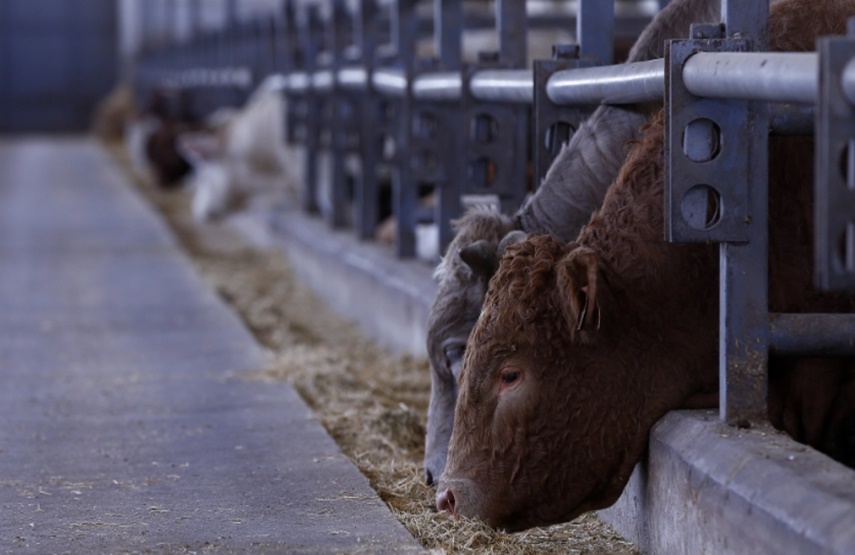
[[498, 230, 526, 254], [459, 240, 497, 280], [556, 246, 606, 341]]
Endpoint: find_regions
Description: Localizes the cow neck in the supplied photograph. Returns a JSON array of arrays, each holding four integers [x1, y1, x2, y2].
[[572, 119, 719, 397], [580, 119, 715, 297]]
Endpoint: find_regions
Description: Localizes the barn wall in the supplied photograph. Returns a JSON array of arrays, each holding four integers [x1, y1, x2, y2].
[[0, 0, 118, 133]]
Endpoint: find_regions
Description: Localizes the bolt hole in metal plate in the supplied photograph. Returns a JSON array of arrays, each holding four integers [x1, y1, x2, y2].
[[682, 117, 722, 163], [839, 139, 855, 188], [413, 111, 438, 139], [417, 149, 439, 173], [470, 113, 498, 143], [467, 157, 497, 188], [681, 184, 723, 230], [377, 100, 396, 120], [836, 223, 855, 273]]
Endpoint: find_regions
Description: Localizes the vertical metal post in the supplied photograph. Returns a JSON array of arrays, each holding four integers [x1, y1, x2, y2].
[[667, 6, 770, 424], [191, 0, 201, 39], [391, 0, 419, 257], [815, 27, 855, 290], [434, 104, 461, 255], [722, 0, 769, 46], [666, 2, 771, 424], [328, 0, 351, 228], [577, 0, 615, 65], [434, 0, 463, 254], [274, 0, 292, 74], [159, 0, 170, 48], [302, 5, 322, 214], [533, 45, 596, 189], [435, 0, 462, 69], [284, 0, 302, 144], [223, 0, 239, 105], [255, 18, 270, 78], [226, 0, 238, 27], [355, 0, 387, 241], [497, 0, 527, 68], [454, 0, 529, 226], [169, 0, 180, 45], [391, 0, 418, 64], [719, 0, 769, 424]]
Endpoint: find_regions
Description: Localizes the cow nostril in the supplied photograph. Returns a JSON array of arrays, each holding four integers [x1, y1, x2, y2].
[[436, 488, 456, 516], [425, 469, 434, 487]]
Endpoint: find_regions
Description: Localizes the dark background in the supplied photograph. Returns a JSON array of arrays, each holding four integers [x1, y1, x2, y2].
[[0, 0, 118, 132]]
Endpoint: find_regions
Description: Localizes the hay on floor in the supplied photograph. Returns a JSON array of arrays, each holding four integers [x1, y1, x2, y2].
[[112, 144, 640, 555]]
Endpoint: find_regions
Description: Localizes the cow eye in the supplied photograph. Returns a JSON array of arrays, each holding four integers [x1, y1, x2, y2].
[[501, 371, 521, 385], [444, 344, 466, 372]]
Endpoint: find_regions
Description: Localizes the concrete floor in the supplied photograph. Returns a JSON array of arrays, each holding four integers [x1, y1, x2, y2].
[[0, 138, 422, 553]]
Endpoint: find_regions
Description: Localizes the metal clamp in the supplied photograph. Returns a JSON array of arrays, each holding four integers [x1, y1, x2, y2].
[[667, 16, 770, 424]]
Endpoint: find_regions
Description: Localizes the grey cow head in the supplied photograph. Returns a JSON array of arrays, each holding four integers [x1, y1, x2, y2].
[[424, 207, 524, 486]]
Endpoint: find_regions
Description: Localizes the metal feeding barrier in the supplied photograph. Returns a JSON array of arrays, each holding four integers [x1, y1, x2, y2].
[[135, 0, 855, 425]]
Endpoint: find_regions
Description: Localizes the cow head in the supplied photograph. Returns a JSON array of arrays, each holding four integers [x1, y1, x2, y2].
[[435, 233, 706, 530], [423, 207, 524, 486]]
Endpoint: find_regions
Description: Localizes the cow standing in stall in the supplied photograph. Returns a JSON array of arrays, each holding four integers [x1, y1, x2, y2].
[[435, 0, 855, 531], [180, 75, 301, 222], [142, 88, 197, 189], [423, 0, 723, 487]]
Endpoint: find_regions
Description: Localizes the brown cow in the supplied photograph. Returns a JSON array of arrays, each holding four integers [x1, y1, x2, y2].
[[436, 0, 855, 530], [423, 0, 724, 487]]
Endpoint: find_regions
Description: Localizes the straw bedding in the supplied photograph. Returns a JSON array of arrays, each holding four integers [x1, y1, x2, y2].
[[112, 144, 639, 554]]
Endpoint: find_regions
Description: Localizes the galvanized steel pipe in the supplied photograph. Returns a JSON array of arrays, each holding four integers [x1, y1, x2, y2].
[[311, 69, 334, 91], [769, 313, 855, 355], [683, 52, 817, 104], [287, 72, 311, 92], [470, 70, 533, 103], [412, 72, 461, 100], [768, 103, 814, 135], [338, 66, 368, 89], [281, 51, 829, 108], [372, 68, 407, 96], [547, 59, 664, 105], [411, 69, 532, 103]]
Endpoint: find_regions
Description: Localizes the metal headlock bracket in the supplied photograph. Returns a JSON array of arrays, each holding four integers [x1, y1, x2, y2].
[[667, 1, 771, 424], [815, 24, 855, 291]]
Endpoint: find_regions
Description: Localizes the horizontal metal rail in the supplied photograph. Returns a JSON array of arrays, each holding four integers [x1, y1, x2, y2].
[[287, 71, 311, 92], [545, 53, 821, 107], [410, 69, 532, 103], [547, 59, 664, 104], [338, 66, 368, 89], [372, 68, 407, 96], [683, 52, 818, 104], [412, 71, 461, 100], [143, 67, 253, 89], [769, 313, 855, 355], [167, 51, 855, 112], [470, 70, 533, 103], [311, 69, 334, 91]]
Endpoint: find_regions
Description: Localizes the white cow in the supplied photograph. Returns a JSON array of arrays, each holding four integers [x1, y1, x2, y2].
[[181, 76, 302, 222]]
